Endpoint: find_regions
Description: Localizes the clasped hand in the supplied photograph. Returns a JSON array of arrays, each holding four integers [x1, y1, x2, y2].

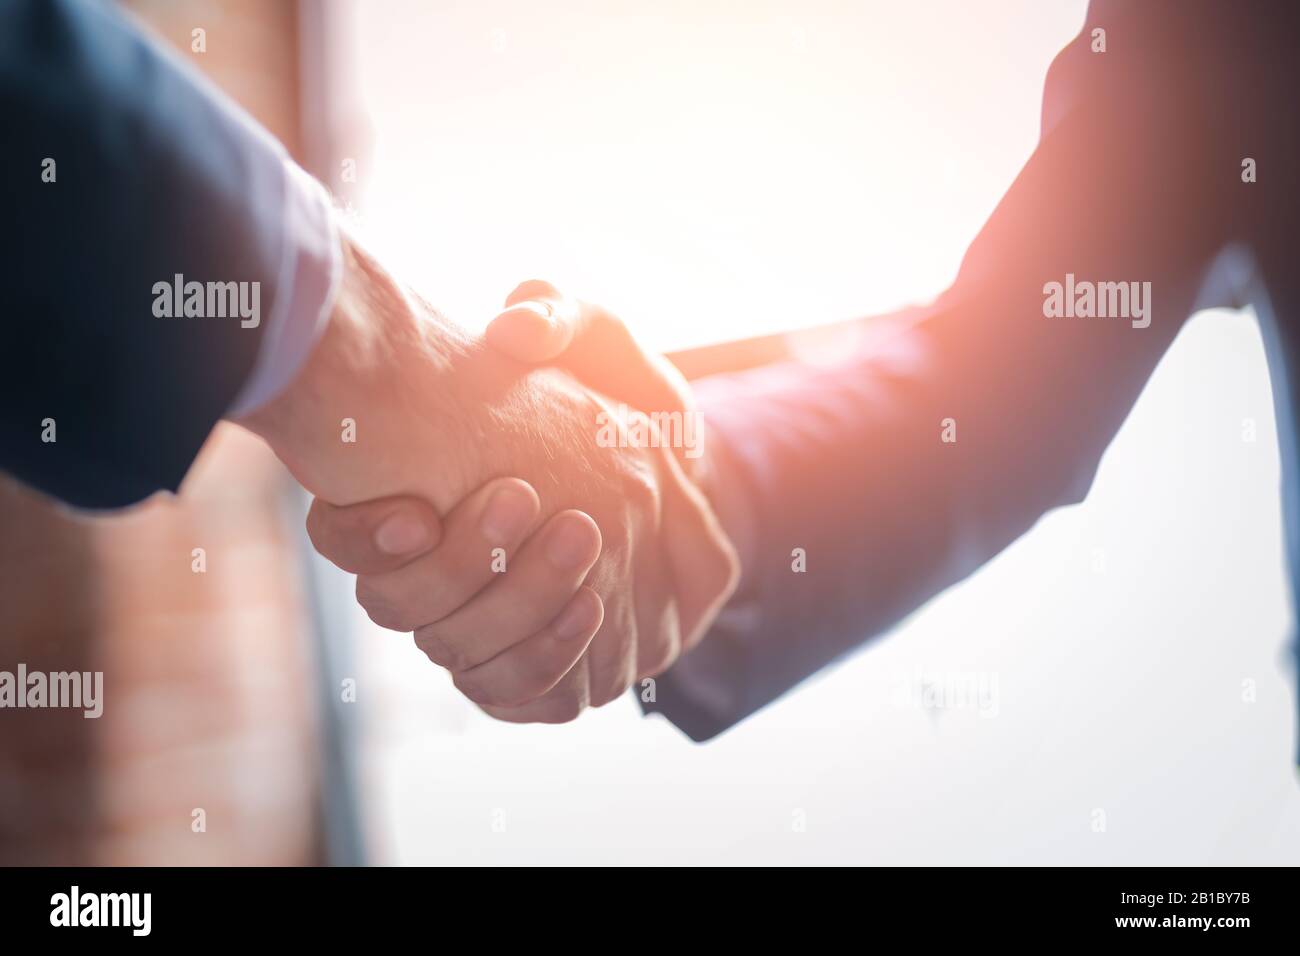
[[298, 278, 738, 723]]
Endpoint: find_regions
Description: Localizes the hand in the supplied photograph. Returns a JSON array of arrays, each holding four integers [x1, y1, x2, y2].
[[238, 239, 739, 721], [486, 280, 756, 575], [487, 281, 703, 479], [306, 481, 608, 712]]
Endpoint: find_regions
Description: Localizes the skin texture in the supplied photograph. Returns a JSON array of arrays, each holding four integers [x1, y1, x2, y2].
[[486, 282, 758, 586], [237, 239, 738, 723]]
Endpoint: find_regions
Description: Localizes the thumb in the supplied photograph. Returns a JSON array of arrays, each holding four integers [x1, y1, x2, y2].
[[486, 279, 584, 363], [489, 281, 691, 416]]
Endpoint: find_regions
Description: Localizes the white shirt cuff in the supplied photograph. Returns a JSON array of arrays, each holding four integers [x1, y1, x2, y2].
[[226, 158, 342, 418]]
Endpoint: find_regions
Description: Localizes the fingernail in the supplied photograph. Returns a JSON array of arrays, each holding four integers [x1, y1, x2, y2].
[[545, 516, 596, 570], [552, 595, 593, 641], [491, 302, 555, 338], [480, 484, 536, 545], [497, 300, 553, 323], [374, 513, 429, 555]]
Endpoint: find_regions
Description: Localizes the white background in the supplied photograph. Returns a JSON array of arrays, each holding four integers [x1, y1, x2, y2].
[[343, 0, 1300, 864]]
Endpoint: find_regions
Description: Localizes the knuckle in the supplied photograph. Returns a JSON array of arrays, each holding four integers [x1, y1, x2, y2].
[[364, 604, 410, 633], [422, 556, 481, 619], [413, 624, 470, 672], [355, 579, 412, 632], [590, 677, 632, 709], [535, 674, 590, 723], [305, 504, 346, 566], [639, 643, 678, 681], [451, 673, 494, 707], [617, 465, 659, 522], [546, 694, 587, 723], [354, 576, 381, 608], [589, 648, 636, 708], [503, 661, 568, 708], [304, 505, 327, 550], [516, 594, 560, 634], [458, 678, 532, 711], [458, 655, 564, 710]]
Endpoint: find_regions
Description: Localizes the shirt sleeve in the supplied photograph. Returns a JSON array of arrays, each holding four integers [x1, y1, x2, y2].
[[0, 0, 338, 508], [226, 159, 342, 419]]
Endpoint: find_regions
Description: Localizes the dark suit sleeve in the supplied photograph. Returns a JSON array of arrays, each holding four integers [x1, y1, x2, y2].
[[645, 0, 1283, 740], [0, 0, 299, 508]]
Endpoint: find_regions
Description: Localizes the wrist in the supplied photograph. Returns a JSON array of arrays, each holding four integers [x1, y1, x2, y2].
[[697, 424, 757, 601], [234, 233, 468, 506]]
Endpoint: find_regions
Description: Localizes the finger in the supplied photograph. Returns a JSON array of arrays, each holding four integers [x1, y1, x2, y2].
[[306, 496, 443, 575], [627, 541, 682, 686], [355, 477, 540, 633], [493, 289, 691, 420], [565, 307, 694, 421], [659, 451, 740, 652], [486, 279, 580, 362], [451, 586, 603, 708], [412, 509, 602, 671], [581, 554, 643, 708], [479, 654, 593, 724]]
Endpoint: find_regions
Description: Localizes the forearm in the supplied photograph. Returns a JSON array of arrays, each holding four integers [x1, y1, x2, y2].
[[236, 233, 633, 528], [654, 14, 1246, 738]]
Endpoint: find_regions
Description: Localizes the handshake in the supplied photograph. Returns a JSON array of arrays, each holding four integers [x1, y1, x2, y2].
[[236, 234, 742, 723]]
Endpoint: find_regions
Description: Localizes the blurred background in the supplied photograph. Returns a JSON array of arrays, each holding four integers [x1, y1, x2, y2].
[[3, 0, 1297, 865]]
